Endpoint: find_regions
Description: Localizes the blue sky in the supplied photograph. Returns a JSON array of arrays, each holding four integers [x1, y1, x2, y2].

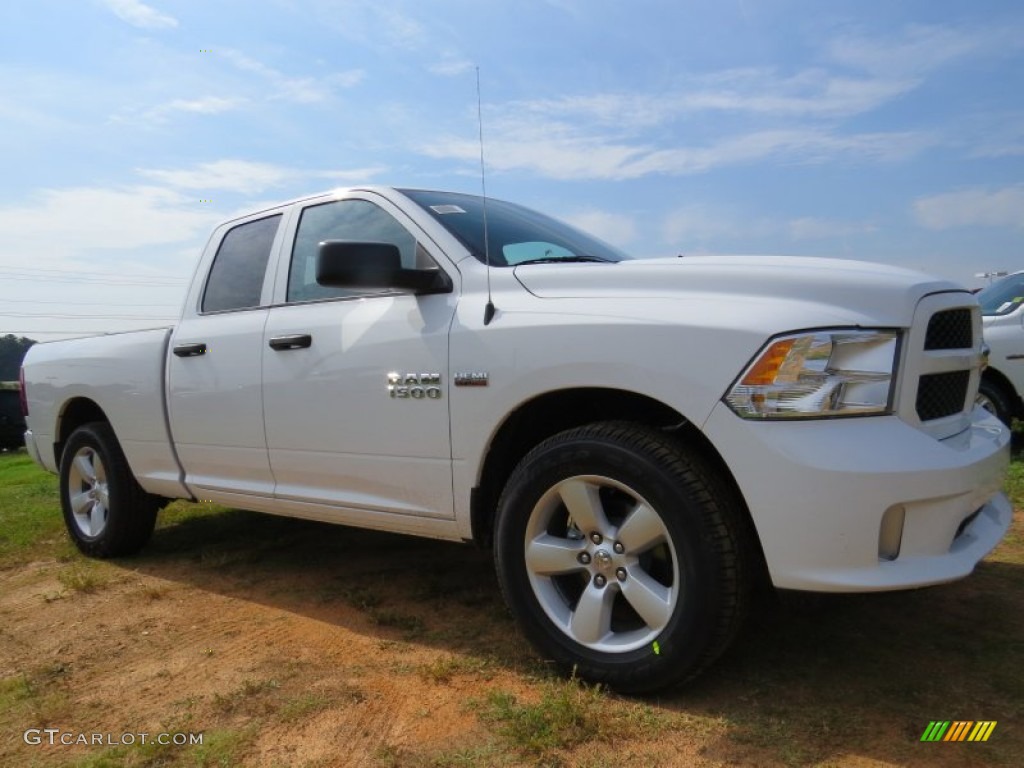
[[1, 0, 1023, 338]]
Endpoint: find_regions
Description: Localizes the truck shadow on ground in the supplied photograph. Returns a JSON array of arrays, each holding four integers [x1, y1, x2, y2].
[[119, 503, 1022, 767]]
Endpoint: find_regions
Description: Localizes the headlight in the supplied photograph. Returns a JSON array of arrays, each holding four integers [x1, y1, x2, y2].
[[725, 329, 899, 419]]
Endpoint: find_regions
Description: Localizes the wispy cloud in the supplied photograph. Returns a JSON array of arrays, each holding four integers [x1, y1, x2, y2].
[[417, 22, 1012, 181], [218, 49, 364, 104], [0, 185, 216, 258], [827, 23, 1012, 77], [561, 210, 636, 247], [137, 160, 386, 194], [426, 122, 928, 181], [99, 0, 177, 30], [664, 206, 877, 248], [664, 205, 774, 247], [138, 96, 246, 123], [914, 185, 1024, 230], [430, 55, 475, 77]]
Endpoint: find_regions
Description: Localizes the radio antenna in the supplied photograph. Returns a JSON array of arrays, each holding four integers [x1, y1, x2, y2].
[[476, 66, 496, 325]]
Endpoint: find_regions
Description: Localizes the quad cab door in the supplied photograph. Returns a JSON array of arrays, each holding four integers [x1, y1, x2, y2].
[[261, 193, 458, 524], [167, 209, 290, 499]]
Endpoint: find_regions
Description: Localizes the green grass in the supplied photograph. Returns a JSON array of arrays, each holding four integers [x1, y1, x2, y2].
[[477, 676, 666, 760], [0, 450, 64, 565], [1, 443, 1022, 768], [70, 727, 254, 768]]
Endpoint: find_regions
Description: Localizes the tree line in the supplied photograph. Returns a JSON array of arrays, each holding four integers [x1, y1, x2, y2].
[[0, 335, 36, 381]]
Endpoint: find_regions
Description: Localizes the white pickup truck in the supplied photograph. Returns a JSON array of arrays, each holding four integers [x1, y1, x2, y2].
[[20, 186, 1012, 692], [976, 270, 1024, 426]]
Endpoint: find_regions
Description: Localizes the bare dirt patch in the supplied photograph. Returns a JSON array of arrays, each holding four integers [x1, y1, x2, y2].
[[1, 499, 1021, 767]]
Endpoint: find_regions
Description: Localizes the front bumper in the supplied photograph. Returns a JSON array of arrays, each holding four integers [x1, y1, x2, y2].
[[703, 404, 1012, 592]]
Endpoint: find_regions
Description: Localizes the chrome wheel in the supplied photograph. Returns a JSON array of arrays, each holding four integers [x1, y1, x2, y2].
[[524, 474, 678, 653], [67, 446, 110, 538]]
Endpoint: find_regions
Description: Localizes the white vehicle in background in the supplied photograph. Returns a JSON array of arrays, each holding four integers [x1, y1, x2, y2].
[[977, 271, 1024, 425], [19, 186, 1013, 692]]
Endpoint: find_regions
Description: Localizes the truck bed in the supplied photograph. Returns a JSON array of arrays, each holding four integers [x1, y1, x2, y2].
[[21, 327, 189, 499]]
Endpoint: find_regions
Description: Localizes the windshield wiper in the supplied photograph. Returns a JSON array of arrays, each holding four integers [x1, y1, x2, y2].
[[513, 255, 614, 266]]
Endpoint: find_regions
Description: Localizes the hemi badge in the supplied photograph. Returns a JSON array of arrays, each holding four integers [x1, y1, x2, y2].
[[454, 372, 489, 387]]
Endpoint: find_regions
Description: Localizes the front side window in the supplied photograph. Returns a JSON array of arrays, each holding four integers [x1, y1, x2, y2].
[[287, 199, 418, 303], [202, 215, 281, 312]]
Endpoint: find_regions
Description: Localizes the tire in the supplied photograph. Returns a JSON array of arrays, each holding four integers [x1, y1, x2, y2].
[[977, 378, 1014, 427], [494, 422, 750, 693], [59, 422, 158, 557]]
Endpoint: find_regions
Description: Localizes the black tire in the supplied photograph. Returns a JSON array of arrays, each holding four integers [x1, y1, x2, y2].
[[59, 422, 158, 557], [977, 378, 1014, 427], [494, 422, 750, 693]]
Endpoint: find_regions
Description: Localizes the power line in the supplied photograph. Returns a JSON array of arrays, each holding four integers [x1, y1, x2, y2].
[[0, 312, 177, 320], [0, 297, 180, 307], [0, 265, 187, 281], [0, 274, 187, 287]]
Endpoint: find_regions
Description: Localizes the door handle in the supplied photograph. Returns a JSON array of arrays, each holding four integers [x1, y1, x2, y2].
[[173, 342, 207, 357], [269, 334, 312, 351]]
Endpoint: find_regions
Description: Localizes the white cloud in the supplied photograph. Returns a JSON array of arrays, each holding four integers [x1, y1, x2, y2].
[[425, 121, 928, 181], [663, 205, 772, 246], [135, 96, 246, 123], [914, 185, 1024, 230], [0, 185, 218, 257], [218, 49, 364, 104], [137, 160, 386, 194], [99, 0, 177, 29], [663, 207, 877, 248], [430, 56, 475, 77], [828, 24, 1002, 77], [561, 210, 636, 247]]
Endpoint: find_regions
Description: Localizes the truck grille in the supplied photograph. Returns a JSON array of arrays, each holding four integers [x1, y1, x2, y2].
[[916, 371, 971, 422], [902, 296, 981, 434], [924, 308, 973, 350]]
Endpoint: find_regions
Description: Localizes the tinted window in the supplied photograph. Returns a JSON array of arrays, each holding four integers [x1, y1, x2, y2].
[[399, 189, 631, 266], [977, 273, 1024, 316], [287, 199, 418, 303], [202, 215, 281, 312]]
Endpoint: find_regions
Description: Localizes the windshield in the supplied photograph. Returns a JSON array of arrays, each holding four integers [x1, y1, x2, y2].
[[977, 273, 1024, 316], [399, 189, 633, 266]]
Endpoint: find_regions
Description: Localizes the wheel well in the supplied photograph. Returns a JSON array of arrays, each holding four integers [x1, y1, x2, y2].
[[55, 398, 109, 466], [982, 368, 1021, 418], [471, 388, 763, 565]]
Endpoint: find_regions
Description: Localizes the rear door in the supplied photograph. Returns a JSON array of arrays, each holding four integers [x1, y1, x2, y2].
[[261, 193, 458, 520], [167, 208, 290, 498]]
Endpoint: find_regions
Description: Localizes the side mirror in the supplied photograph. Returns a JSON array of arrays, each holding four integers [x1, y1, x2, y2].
[[316, 241, 450, 294]]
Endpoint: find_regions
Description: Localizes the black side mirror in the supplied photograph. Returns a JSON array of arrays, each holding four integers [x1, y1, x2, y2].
[[316, 241, 451, 294]]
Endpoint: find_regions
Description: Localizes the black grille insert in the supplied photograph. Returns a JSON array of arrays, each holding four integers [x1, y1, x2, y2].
[[916, 371, 970, 421], [925, 308, 972, 350]]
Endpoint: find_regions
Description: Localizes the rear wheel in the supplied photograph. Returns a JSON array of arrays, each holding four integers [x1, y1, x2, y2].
[[494, 422, 750, 693], [60, 422, 158, 557]]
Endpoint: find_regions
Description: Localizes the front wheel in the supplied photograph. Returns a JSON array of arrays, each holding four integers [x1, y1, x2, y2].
[[60, 422, 158, 557], [494, 422, 750, 693], [976, 379, 1014, 427]]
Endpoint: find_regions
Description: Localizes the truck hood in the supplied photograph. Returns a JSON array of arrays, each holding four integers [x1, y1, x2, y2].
[[513, 255, 963, 327]]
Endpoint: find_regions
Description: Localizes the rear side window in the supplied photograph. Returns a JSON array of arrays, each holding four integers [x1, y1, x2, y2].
[[202, 215, 282, 313]]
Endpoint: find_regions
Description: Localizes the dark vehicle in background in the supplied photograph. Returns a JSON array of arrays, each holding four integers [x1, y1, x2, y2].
[[0, 381, 26, 450]]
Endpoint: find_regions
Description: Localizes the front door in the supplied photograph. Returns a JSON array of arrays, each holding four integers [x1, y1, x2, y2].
[[261, 196, 457, 520]]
